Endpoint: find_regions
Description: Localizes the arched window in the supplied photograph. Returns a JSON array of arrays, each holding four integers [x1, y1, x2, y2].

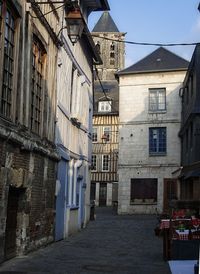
[[110, 42, 115, 51], [110, 52, 115, 59], [96, 41, 100, 54], [110, 42, 115, 65]]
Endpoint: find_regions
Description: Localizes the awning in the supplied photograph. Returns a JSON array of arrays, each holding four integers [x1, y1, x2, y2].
[[181, 170, 200, 180]]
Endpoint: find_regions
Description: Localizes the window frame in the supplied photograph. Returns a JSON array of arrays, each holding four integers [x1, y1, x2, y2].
[[91, 154, 97, 171], [130, 178, 158, 204], [98, 101, 112, 113], [0, 0, 19, 121], [149, 88, 166, 112], [30, 34, 46, 135], [102, 154, 109, 172], [92, 127, 98, 142], [103, 126, 111, 142], [149, 127, 167, 156]]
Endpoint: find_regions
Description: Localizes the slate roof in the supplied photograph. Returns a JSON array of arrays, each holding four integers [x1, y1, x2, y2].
[[117, 47, 189, 75], [93, 80, 119, 114], [92, 11, 119, 32]]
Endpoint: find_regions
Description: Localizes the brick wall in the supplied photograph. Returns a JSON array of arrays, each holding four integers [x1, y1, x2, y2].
[[0, 137, 57, 261]]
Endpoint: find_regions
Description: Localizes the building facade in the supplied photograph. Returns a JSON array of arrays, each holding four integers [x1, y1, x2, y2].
[[0, 0, 60, 262], [91, 12, 125, 206], [178, 44, 200, 203], [117, 47, 189, 214], [55, 0, 109, 239]]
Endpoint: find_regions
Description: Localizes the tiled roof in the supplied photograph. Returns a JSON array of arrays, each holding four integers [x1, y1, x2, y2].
[[92, 11, 119, 32], [117, 47, 189, 75]]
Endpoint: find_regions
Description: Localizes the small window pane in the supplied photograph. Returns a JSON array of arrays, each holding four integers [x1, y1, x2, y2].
[[149, 88, 166, 111], [0, 7, 15, 118], [92, 127, 97, 142], [103, 126, 110, 142], [31, 37, 46, 134], [98, 101, 112, 112], [91, 155, 97, 171], [149, 127, 166, 155], [102, 155, 109, 171]]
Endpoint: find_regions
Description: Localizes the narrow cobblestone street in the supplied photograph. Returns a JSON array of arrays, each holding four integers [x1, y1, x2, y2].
[[0, 207, 171, 274]]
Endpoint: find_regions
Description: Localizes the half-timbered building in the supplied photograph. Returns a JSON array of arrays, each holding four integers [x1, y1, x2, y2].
[[91, 12, 125, 206]]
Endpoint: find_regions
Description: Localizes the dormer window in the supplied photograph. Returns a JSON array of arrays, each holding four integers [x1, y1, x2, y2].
[[98, 101, 112, 112]]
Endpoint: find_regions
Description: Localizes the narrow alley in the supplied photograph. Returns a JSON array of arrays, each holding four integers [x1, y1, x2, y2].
[[0, 208, 170, 274]]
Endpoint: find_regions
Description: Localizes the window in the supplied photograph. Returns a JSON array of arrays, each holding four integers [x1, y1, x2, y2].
[[149, 88, 166, 112], [0, 3, 16, 118], [98, 101, 111, 112], [110, 42, 115, 51], [102, 155, 109, 171], [110, 42, 115, 66], [130, 178, 157, 204], [91, 155, 97, 171], [31, 36, 46, 134], [149, 127, 166, 155], [92, 127, 97, 142], [96, 41, 100, 54], [103, 126, 111, 142]]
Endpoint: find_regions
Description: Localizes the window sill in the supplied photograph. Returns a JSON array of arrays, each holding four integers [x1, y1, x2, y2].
[[149, 153, 166, 157], [69, 206, 79, 210], [148, 110, 166, 114]]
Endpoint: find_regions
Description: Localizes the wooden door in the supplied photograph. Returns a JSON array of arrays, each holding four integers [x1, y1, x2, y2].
[[163, 179, 178, 213], [5, 187, 20, 260], [99, 183, 107, 206]]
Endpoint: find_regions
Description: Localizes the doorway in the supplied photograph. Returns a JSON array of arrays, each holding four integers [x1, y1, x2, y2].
[[163, 179, 178, 213], [5, 187, 21, 260], [99, 183, 107, 206]]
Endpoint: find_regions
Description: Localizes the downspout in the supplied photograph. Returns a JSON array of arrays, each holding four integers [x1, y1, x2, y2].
[[73, 160, 83, 205], [68, 159, 74, 205]]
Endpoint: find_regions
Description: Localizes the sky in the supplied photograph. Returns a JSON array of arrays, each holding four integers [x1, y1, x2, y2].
[[88, 0, 200, 68]]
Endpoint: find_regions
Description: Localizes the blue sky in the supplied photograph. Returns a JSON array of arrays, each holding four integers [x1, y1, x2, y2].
[[88, 0, 200, 67]]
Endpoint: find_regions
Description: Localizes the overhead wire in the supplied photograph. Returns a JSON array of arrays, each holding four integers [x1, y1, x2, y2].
[[28, 2, 65, 19], [91, 34, 200, 47]]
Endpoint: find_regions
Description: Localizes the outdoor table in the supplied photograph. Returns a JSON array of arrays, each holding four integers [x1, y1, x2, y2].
[[175, 230, 189, 240]]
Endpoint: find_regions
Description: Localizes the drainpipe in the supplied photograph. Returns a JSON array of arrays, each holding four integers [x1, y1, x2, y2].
[[73, 160, 83, 205], [68, 159, 74, 205]]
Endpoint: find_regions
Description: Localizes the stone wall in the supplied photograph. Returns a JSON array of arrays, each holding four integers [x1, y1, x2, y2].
[[0, 137, 57, 262]]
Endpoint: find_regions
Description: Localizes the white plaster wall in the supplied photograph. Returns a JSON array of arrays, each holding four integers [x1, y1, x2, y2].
[[118, 70, 187, 214]]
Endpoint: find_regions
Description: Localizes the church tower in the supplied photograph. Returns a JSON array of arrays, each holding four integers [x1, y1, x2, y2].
[[90, 12, 125, 207], [92, 11, 125, 80]]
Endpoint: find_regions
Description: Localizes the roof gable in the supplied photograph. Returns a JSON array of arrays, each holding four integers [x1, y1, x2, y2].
[[92, 11, 119, 32], [118, 47, 189, 75]]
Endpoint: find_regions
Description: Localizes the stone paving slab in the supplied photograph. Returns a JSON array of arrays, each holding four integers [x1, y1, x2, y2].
[[0, 207, 171, 274]]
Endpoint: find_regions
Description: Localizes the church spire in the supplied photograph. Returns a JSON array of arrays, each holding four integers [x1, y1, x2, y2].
[[92, 11, 119, 32]]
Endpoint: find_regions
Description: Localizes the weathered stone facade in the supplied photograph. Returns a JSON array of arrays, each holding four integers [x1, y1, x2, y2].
[[0, 0, 59, 262], [117, 48, 189, 214]]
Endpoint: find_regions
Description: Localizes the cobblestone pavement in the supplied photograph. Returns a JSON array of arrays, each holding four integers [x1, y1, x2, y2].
[[0, 207, 171, 274]]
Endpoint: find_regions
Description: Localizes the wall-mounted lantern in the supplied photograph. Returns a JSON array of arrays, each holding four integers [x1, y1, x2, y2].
[[65, 8, 84, 45]]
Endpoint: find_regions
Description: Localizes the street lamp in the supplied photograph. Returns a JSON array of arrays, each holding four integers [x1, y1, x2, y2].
[[65, 8, 84, 45]]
